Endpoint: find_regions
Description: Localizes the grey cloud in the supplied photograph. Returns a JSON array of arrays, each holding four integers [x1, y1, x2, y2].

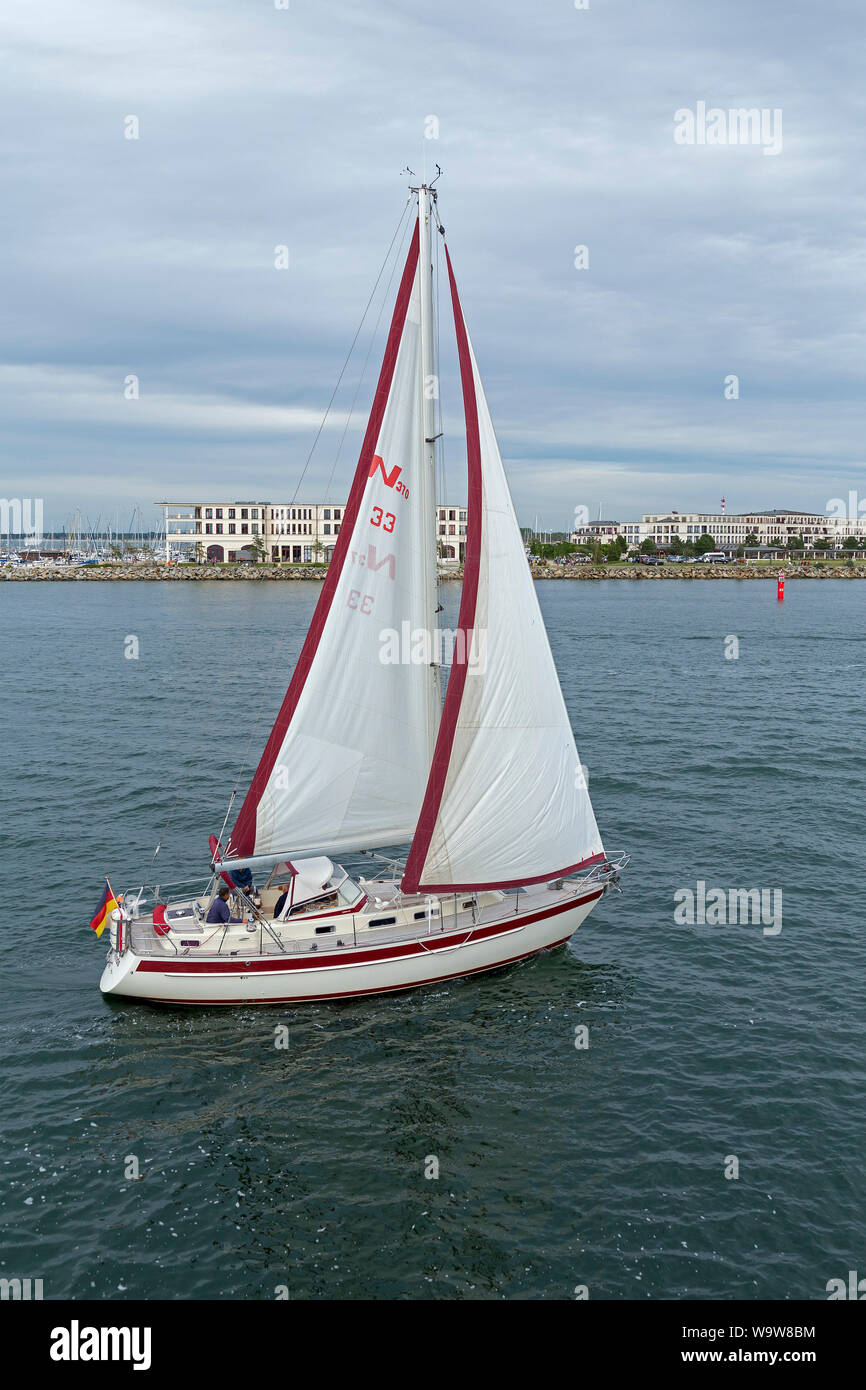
[[1, 0, 864, 528]]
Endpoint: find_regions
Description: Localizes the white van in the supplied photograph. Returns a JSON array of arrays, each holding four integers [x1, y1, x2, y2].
[[699, 551, 728, 563]]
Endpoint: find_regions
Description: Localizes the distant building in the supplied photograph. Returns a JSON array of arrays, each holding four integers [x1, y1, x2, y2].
[[161, 501, 467, 564], [570, 520, 621, 540], [437, 505, 468, 562], [572, 508, 866, 552]]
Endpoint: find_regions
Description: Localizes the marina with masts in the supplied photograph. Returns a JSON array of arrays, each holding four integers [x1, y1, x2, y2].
[[1, 506, 163, 567]]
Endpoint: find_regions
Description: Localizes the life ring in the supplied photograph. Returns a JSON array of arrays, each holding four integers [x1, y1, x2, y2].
[[152, 904, 171, 937]]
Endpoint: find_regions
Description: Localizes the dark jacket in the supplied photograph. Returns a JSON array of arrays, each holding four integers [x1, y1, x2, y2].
[[206, 895, 243, 925], [274, 890, 290, 919]]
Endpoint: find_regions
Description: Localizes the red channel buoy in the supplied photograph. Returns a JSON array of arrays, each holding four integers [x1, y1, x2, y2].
[[777, 571, 785, 601]]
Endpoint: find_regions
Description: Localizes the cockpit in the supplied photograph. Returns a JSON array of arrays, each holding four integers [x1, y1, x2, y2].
[[258, 857, 364, 920]]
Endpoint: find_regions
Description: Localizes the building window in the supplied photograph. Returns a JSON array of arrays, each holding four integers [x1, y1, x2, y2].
[[229, 523, 236, 535], [205, 508, 213, 519], [303, 546, 311, 563], [241, 508, 248, 519], [324, 508, 331, 520], [251, 508, 258, 519], [324, 524, 331, 535], [215, 508, 222, 519], [205, 523, 212, 534], [228, 508, 235, 519], [334, 524, 340, 534], [334, 509, 341, 520], [216, 523, 223, 534], [241, 524, 248, 534], [194, 507, 201, 519]]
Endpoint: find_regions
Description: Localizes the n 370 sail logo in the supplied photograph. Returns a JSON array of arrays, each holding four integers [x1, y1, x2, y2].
[[347, 453, 405, 615], [368, 452, 410, 499]]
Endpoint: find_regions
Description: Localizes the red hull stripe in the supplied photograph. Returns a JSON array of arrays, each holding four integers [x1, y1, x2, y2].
[[401, 242, 483, 895], [135, 930, 579, 1005], [134, 890, 603, 976], [229, 222, 421, 858]]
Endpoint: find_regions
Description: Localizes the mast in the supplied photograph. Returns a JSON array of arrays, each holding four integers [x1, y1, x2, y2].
[[416, 184, 442, 762]]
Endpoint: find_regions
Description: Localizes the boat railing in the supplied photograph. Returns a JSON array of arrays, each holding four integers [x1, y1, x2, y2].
[[580, 851, 630, 885], [126, 911, 458, 960], [120, 878, 214, 917], [120, 862, 629, 961]]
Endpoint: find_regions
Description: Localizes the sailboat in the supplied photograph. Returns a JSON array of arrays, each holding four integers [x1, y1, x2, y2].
[[99, 182, 627, 1006]]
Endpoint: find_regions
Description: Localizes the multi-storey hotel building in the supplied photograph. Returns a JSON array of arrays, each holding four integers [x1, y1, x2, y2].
[[572, 509, 866, 551], [161, 501, 468, 564]]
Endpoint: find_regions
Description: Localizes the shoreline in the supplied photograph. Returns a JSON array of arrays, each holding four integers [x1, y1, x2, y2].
[[4, 561, 866, 582]]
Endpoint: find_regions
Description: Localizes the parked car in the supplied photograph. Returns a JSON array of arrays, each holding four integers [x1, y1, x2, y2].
[[640, 555, 665, 565]]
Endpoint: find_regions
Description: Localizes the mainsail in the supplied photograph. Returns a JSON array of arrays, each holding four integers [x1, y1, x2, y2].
[[401, 246, 604, 891], [229, 223, 440, 860]]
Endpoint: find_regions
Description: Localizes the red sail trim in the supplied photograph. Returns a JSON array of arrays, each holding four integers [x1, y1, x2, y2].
[[401, 244, 484, 895], [410, 851, 608, 893], [229, 221, 421, 858]]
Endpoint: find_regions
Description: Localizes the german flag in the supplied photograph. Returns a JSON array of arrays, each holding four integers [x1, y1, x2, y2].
[[89, 881, 119, 937]]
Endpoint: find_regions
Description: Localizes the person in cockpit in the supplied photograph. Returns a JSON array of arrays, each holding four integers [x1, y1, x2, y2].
[[205, 884, 244, 925]]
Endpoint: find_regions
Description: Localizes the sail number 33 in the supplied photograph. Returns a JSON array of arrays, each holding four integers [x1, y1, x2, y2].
[[348, 589, 374, 614], [371, 507, 396, 532]]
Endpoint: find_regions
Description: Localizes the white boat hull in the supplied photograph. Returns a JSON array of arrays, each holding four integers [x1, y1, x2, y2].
[[100, 886, 604, 1006]]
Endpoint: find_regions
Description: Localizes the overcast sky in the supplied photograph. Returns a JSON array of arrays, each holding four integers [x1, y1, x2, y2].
[[2, 0, 864, 531]]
